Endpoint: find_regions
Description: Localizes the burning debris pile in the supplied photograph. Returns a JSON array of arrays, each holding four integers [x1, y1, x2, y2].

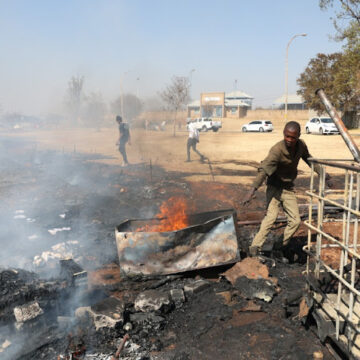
[[116, 208, 240, 276], [0, 139, 336, 359], [0, 199, 331, 360], [136, 197, 190, 232]]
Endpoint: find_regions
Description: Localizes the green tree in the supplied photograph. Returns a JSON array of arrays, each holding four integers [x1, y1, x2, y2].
[[297, 1, 360, 113], [297, 53, 342, 112], [320, 0, 360, 39], [297, 50, 360, 112]]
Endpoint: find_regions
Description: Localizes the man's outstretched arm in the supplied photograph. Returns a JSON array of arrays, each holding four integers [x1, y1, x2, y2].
[[242, 187, 257, 206], [242, 147, 280, 206]]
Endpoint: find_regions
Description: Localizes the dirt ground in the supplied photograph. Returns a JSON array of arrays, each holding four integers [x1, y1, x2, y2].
[[1, 123, 356, 246], [3, 123, 358, 215], [3, 123, 359, 184], [0, 123, 358, 359]]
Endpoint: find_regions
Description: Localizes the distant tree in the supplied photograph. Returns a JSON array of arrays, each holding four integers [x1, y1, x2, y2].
[[83, 92, 107, 129], [297, 1, 360, 113], [142, 96, 165, 111], [160, 76, 190, 136], [320, 0, 360, 40], [111, 93, 142, 123], [298, 51, 360, 112], [297, 53, 343, 112], [64, 75, 85, 125]]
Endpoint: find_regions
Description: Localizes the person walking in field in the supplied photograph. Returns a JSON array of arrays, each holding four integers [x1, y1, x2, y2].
[[186, 121, 205, 162], [242, 121, 333, 258], [116, 115, 131, 166]]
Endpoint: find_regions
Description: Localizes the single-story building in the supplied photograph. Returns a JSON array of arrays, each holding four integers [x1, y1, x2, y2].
[[187, 91, 253, 119], [225, 90, 253, 107], [272, 94, 306, 110], [224, 98, 250, 118]]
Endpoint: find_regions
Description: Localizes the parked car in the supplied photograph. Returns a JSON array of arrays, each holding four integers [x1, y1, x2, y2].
[[305, 117, 339, 135], [186, 117, 222, 132], [242, 120, 273, 132]]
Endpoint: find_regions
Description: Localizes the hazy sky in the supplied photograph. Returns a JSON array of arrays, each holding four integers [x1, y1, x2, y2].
[[0, 0, 343, 115]]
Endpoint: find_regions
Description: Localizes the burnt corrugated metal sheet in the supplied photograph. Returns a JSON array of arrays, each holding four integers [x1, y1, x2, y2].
[[116, 209, 239, 276]]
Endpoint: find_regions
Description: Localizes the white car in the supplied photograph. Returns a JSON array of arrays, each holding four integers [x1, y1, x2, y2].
[[305, 117, 339, 135], [242, 120, 273, 132]]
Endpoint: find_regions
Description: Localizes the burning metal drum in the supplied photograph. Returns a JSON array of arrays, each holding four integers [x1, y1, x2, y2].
[[115, 209, 239, 276]]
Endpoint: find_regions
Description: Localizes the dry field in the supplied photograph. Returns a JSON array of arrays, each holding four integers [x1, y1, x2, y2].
[[3, 121, 359, 188]]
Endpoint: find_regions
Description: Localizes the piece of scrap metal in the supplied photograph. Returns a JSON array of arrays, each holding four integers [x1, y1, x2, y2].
[[115, 209, 239, 276], [59, 259, 87, 287]]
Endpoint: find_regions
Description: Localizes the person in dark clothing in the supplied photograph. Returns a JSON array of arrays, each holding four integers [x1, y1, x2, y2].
[[242, 121, 333, 257], [116, 115, 131, 166]]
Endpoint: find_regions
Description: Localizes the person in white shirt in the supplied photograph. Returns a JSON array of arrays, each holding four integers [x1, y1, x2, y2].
[[186, 122, 205, 162]]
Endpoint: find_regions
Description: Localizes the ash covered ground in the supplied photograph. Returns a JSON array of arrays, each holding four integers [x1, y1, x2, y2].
[[0, 136, 334, 359]]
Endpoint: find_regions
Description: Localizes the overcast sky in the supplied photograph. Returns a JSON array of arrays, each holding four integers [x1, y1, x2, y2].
[[0, 0, 344, 115]]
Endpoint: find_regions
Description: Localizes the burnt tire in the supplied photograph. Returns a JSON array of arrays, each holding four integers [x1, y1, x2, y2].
[[242, 127, 247, 132], [306, 127, 310, 134], [259, 127, 264, 132]]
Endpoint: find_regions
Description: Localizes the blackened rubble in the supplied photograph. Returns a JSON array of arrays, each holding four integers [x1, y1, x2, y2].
[[0, 262, 331, 359], [0, 137, 334, 359]]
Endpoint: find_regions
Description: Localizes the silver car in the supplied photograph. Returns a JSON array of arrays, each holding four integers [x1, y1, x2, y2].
[[242, 120, 273, 132]]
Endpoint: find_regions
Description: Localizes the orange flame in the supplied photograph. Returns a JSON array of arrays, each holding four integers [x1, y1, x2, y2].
[[138, 197, 189, 232]]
